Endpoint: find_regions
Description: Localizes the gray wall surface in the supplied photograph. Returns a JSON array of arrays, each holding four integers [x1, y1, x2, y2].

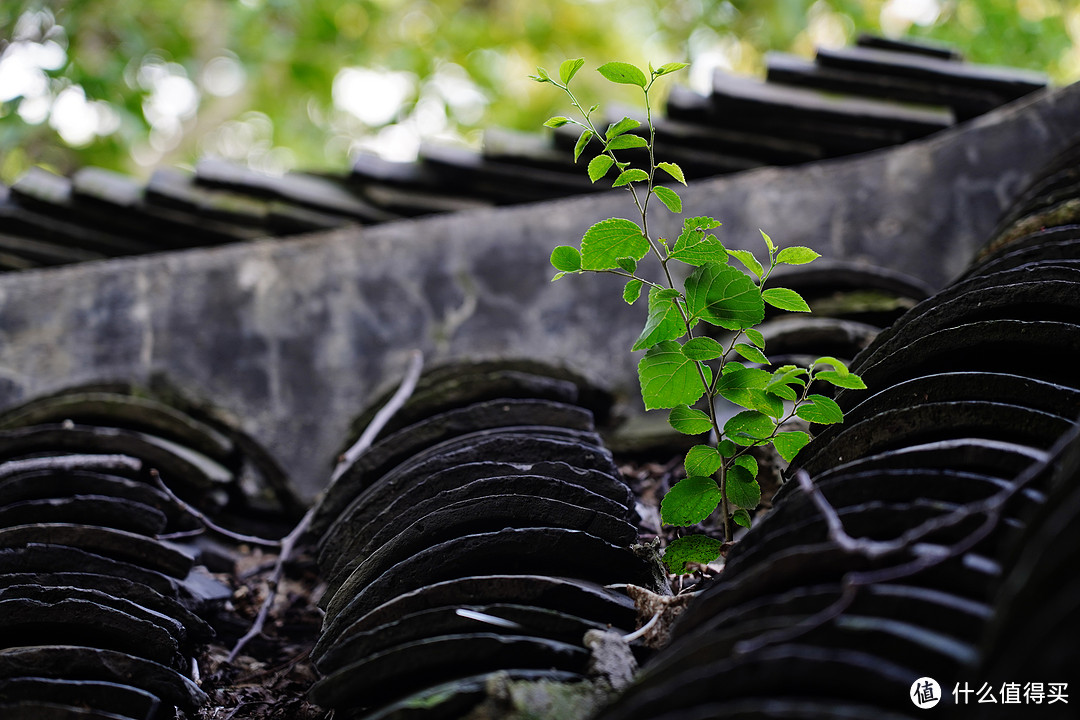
[[2, 82, 1078, 500]]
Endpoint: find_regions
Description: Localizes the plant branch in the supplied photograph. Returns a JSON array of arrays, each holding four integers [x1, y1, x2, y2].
[[717, 447, 732, 541], [601, 269, 664, 291], [731, 436, 1068, 657], [795, 470, 891, 557], [561, 82, 666, 267], [227, 350, 425, 663], [226, 504, 314, 663], [150, 470, 281, 548], [639, 84, 655, 241], [331, 349, 424, 484]]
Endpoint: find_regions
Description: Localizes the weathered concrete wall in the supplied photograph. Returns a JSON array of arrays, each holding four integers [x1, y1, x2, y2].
[[1, 83, 1078, 499]]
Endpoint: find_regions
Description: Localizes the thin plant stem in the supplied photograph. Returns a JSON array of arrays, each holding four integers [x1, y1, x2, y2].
[[150, 470, 280, 548], [227, 504, 314, 663], [330, 349, 424, 484], [227, 350, 425, 662]]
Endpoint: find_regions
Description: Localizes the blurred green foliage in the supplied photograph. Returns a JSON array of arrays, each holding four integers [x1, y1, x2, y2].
[[1, 0, 1077, 183]]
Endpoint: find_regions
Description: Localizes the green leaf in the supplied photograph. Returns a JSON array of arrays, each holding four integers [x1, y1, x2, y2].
[[682, 336, 724, 361], [587, 155, 614, 183], [685, 444, 722, 477], [727, 388, 778, 419], [727, 249, 764, 279], [632, 286, 684, 351], [745, 328, 765, 349], [766, 366, 807, 401], [663, 534, 723, 574], [653, 186, 682, 213], [623, 279, 644, 304], [726, 462, 752, 485], [551, 272, 566, 282], [653, 286, 682, 301], [638, 340, 712, 410], [726, 470, 761, 509], [615, 256, 637, 273], [776, 246, 821, 265], [812, 356, 849, 373], [717, 439, 736, 457], [796, 394, 844, 424], [734, 454, 758, 477], [655, 61, 690, 76], [733, 342, 769, 365], [716, 368, 771, 409], [613, 168, 649, 187], [774, 364, 809, 379], [597, 61, 648, 87], [573, 129, 593, 163], [668, 406, 713, 435], [605, 117, 641, 139], [724, 410, 775, 446], [670, 230, 726, 266], [810, 357, 864, 389], [657, 161, 686, 185], [816, 371, 867, 390], [766, 381, 798, 402], [760, 229, 776, 255], [543, 116, 570, 128], [559, 57, 585, 85], [550, 245, 581, 273], [773, 431, 810, 462], [754, 391, 786, 419], [732, 508, 752, 528], [752, 395, 784, 419], [685, 263, 766, 331], [532, 66, 551, 83], [606, 134, 648, 150], [660, 476, 722, 525], [684, 216, 722, 231], [580, 218, 649, 270], [762, 287, 811, 313]]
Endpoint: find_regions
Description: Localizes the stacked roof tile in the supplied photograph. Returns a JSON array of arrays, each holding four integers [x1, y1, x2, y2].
[[0, 35, 1047, 272], [0, 386, 271, 718], [308, 363, 663, 718]]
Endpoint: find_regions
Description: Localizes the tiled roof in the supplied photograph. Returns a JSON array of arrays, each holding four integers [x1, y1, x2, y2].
[[0, 35, 1048, 273], [0, 33, 1077, 718]]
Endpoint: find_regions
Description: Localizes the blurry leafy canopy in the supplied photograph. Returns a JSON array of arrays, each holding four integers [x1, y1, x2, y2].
[[1, 0, 1077, 182]]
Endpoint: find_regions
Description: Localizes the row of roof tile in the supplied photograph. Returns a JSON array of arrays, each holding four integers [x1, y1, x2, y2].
[[0, 35, 1047, 272]]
